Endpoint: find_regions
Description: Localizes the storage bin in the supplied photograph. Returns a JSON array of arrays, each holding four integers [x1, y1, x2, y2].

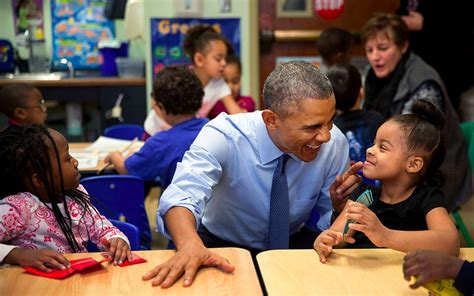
[[99, 41, 128, 76], [115, 58, 144, 78]]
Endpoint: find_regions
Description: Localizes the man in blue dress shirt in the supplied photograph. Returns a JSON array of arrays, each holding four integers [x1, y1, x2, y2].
[[143, 61, 363, 288]]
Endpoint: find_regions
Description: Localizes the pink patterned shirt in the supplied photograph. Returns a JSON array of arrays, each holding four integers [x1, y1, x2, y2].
[[0, 185, 128, 254]]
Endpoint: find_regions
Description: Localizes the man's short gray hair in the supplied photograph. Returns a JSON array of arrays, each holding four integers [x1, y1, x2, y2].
[[263, 60, 334, 117]]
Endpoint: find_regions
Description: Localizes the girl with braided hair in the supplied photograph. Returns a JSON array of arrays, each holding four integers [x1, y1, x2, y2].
[[0, 125, 131, 271], [315, 100, 459, 263]]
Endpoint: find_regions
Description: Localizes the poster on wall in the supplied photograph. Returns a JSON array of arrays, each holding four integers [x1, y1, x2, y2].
[[276, 0, 313, 18], [12, 0, 44, 43], [150, 18, 240, 77], [51, 0, 115, 70]]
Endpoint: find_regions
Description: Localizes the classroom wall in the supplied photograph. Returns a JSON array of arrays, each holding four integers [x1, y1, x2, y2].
[[143, 0, 259, 110], [0, 1, 260, 110], [0, 2, 19, 54], [0, 2, 144, 65]]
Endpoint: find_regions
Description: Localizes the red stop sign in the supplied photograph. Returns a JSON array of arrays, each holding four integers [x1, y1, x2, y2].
[[315, 0, 344, 20]]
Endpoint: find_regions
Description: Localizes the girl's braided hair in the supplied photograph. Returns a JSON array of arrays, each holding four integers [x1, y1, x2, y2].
[[0, 125, 99, 251]]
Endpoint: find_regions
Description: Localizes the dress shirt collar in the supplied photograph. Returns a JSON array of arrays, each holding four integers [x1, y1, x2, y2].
[[255, 111, 288, 165]]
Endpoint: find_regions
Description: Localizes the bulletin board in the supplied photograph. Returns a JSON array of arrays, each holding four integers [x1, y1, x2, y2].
[[50, 0, 115, 70], [150, 18, 240, 77]]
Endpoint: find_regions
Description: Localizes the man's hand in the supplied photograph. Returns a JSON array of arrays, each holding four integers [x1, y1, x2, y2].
[[4, 248, 70, 272], [330, 162, 363, 213], [403, 250, 464, 289], [142, 242, 235, 288]]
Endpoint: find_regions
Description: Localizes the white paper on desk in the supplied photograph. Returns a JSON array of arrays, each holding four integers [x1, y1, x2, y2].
[[69, 151, 99, 169], [84, 136, 144, 158]]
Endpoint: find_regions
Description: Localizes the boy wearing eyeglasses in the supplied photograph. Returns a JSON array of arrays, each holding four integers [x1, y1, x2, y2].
[[0, 83, 47, 125]]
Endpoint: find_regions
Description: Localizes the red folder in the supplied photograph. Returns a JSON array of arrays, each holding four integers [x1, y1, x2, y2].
[[24, 257, 106, 279], [24, 253, 147, 279]]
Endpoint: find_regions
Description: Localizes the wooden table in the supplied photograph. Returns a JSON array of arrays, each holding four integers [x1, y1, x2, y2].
[[257, 248, 474, 295], [0, 248, 261, 295]]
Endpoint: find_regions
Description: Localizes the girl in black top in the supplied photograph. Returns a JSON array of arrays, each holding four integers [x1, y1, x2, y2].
[[314, 100, 459, 263]]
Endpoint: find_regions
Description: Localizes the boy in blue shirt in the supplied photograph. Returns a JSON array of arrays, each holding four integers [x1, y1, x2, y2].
[[327, 63, 384, 164], [105, 66, 208, 189]]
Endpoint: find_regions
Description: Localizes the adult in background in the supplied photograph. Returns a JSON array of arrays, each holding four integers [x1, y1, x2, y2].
[[397, 0, 474, 110], [361, 13, 471, 211], [143, 61, 362, 288]]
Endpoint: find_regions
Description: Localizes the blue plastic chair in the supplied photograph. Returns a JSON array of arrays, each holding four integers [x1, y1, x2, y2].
[[81, 175, 151, 250], [87, 219, 141, 252], [104, 124, 144, 140]]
